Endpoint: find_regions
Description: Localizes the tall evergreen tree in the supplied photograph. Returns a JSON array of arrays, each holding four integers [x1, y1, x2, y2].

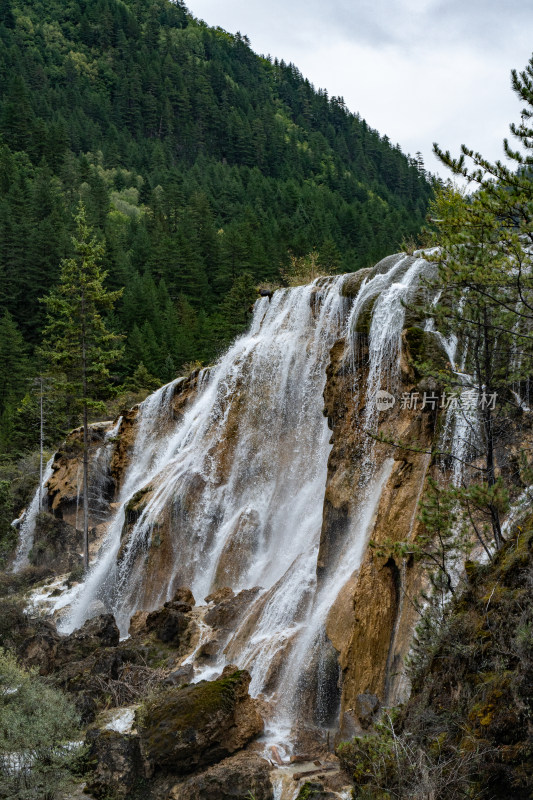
[[41, 203, 123, 570], [0, 311, 29, 415], [424, 54, 533, 550]]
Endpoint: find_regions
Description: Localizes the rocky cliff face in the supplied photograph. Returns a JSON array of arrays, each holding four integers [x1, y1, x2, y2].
[[16, 253, 529, 770], [337, 527, 533, 799], [322, 329, 435, 730]]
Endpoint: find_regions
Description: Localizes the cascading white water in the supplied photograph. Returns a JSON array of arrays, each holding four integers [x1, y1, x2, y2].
[[17, 250, 523, 784], [252, 458, 394, 749], [344, 253, 430, 472], [85, 417, 123, 529], [60, 378, 191, 631], [63, 279, 347, 644], [12, 458, 54, 572], [13, 417, 123, 575], [432, 292, 481, 489], [242, 254, 437, 746], [55, 255, 440, 751]]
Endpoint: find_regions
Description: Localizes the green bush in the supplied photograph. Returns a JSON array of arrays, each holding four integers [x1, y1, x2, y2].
[[337, 710, 487, 799], [0, 481, 17, 567], [0, 648, 82, 799]]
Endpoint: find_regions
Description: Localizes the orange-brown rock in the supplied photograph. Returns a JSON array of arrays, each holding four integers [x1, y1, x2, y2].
[[110, 406, 139, 490], [47, 421, 116, 529], [168, 752, 273, 800], [322, 326, 440, 724]]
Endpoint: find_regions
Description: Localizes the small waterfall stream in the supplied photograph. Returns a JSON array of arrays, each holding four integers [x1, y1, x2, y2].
[[12, 458, 54, 571]]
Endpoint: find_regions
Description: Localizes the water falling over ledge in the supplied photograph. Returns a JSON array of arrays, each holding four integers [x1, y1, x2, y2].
[[18, 254, 459, 756]]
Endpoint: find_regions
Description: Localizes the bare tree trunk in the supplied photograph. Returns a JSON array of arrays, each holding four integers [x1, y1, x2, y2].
[[39, 376, 44, 512], [81, 291, 89, 573], [482, 306, 504, 550], [83, 400, 89, 572]]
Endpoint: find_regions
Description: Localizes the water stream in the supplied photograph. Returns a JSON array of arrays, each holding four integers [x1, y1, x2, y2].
[[16, 254, 473, 756]]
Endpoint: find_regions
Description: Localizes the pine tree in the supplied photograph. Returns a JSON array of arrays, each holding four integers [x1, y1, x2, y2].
[[218, 271, 257, 341], [0, 312, 29, 411], [0, 0, 15, 29], [423, 184, 526, 549], [41, 203, 123, 571], [426, 55, 533, 549]]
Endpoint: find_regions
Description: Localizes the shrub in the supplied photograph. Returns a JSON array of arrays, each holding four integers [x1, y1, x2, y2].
[[0, 648, 82, 799], [281, 249, 333, 287], [337, 710, 488, 799]]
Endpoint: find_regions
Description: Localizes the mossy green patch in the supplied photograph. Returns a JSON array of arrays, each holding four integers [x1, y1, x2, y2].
[[404, 326, 450, 375], [352, 296, 378, 334], [139, 669, 247, 768], [124, 485, 153, 527], [341, 269, 370, 298], [295, 782, 326, 800]]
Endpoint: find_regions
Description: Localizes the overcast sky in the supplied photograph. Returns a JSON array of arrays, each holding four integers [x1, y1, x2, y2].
[[189, 0, 533, 179]]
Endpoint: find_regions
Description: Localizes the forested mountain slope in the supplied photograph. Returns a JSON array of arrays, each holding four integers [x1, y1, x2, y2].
[[0, 0, 431, 442]]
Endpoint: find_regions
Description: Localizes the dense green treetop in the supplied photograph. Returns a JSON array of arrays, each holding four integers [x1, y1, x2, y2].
[[0, 0, 432, 456]]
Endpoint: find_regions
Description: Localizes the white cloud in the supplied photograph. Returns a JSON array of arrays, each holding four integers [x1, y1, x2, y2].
[[189, 0, 533, 177]]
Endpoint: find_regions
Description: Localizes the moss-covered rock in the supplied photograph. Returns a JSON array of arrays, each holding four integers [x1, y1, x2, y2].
[[404, 325, 450, 376], [124, 484, 153, 526], [341, 269, 371, 298], [29, 511, 82, 573], [139, 668, 263, 775], [295, 782, 336, 800], [204, 587, 260, 632], [351, 295, 378, 335]]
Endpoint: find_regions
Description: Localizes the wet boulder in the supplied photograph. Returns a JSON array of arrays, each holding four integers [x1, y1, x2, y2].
[[197, 637, 221, 662], [163, 664, 194, 687], [204, 588, 261, 632], [294, 782, 337, 800], [85, 728, 144, 799], [168, 752, 273, 800], [139, 668, 263, 775], [146, 602, 191, 644], [55, 613, 120, 665], [172, 586, 195, 605], [340, 268, 371, 298], [128, 610, 150, 637], [205, 587, 234, 604]]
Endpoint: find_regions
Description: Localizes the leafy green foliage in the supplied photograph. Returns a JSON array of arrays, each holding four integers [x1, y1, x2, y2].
[[0, 0, 431, 422], [40, 203, 123, 413], [420, 55, 533, 551], [0, 481, 16, 566], [41, 203, 123, 569], [0, 648, 82, 799]]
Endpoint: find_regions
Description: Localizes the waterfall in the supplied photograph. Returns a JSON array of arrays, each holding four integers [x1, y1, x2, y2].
[[63, 278, 347, 641], [12, 458, 54, 572], [32, 251, 490, 756], [12, 417, 122, 574], [47, 254, 443, 751]]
